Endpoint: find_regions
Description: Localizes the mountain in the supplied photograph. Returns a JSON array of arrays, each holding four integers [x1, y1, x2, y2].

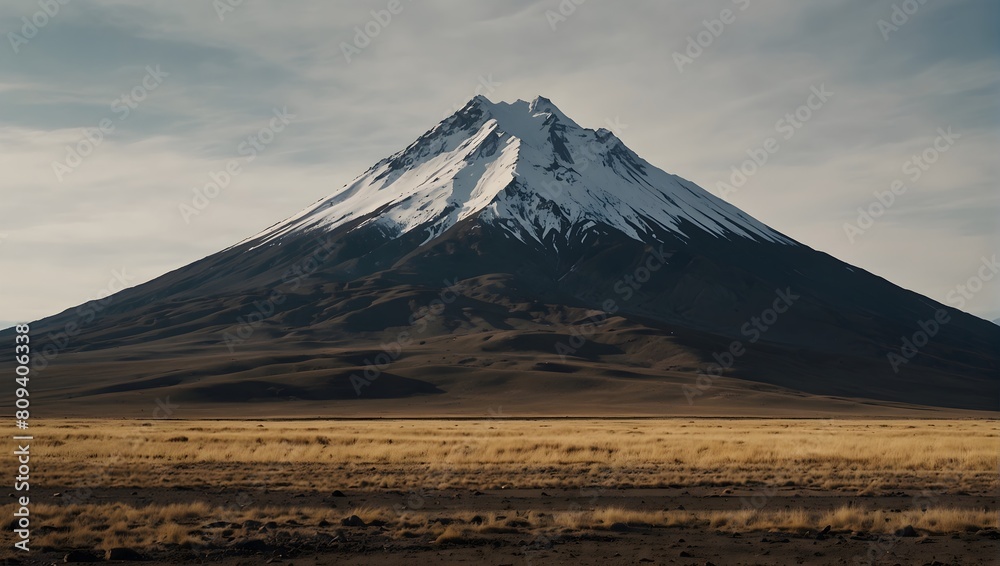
[[250, 95, 790, 251], [8, 95, 998, 416]]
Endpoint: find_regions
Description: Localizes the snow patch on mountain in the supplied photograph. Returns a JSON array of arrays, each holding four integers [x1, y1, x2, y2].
[[248, 95, 794, 249]]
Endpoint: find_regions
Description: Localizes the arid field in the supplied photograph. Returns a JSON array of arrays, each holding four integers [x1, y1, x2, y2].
[[7, 418, 999, 565]]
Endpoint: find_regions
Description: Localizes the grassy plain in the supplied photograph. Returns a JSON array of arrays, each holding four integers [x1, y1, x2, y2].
[[7, 418, 998, 564]]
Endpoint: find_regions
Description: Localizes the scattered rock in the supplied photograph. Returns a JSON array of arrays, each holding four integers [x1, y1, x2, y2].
[[231, 539, 270, 552], [105, 547, 144, 561], [895, 525, 918, 537], [679, 550, 693, 557], [977, 528, 1000, 539], [506, 519, 531, 528], [331, 490, 346, 497], [341, 515, 366, 527], [62, 550, 100, 563], [242, 520, 263, 530], [312, 532, 337, 544], [470, 515, 484, 525], [609, 522, 631, 532]]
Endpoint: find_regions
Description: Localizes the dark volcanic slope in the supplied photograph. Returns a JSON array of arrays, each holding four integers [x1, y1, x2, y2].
[[4, 96, 997, 416], [9, 217, 998, 416]]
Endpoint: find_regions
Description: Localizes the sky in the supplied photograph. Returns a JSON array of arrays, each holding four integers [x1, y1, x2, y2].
[[1, 0, 998, 328]]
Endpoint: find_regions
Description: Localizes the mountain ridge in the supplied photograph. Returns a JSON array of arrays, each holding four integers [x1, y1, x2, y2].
[[246, 95, 793, 252], [5, 95, 998, 416]]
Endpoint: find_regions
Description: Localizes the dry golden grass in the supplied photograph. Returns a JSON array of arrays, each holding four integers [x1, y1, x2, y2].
[[12, 501, 996, 551], [13, 418, 998, 554], [32, 418, 999, 493]]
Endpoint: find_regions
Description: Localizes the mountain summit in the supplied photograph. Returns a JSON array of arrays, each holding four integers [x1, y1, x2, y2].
[[9, 96, 998, 416], [250, 96, 790, 251]]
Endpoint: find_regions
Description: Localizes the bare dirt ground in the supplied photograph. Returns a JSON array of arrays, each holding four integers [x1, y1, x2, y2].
[[3, 419, 997, 565], [10, 487, 999, 565]]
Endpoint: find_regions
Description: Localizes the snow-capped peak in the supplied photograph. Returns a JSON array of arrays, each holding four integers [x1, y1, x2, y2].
[[248, 95, 794, 248]]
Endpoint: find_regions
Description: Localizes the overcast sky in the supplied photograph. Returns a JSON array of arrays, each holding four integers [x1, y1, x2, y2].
[[1, 0, 997, 328]]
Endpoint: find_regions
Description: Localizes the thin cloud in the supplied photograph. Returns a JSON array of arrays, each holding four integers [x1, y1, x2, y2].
[[0, 0, 996, 321]]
